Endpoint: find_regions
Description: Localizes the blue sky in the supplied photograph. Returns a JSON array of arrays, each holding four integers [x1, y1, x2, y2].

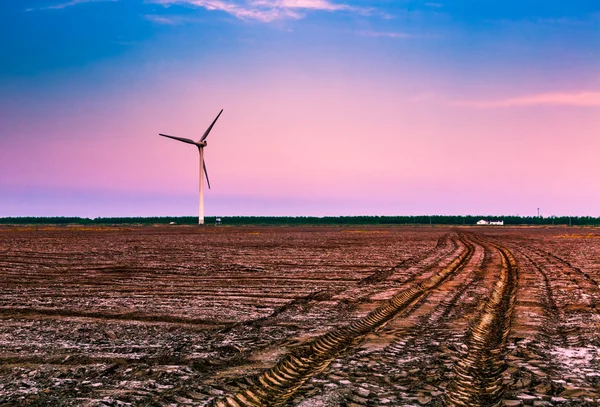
[[2, 0, 598, 77], [1, 1, 599, 217]]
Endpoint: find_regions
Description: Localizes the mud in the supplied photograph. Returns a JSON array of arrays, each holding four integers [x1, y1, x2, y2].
[[0, 226, 598, 406]]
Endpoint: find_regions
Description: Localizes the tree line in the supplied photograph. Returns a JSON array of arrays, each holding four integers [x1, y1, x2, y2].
[[0, 215, 597, 226]]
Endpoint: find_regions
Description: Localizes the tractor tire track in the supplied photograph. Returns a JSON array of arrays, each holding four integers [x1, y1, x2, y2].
[[446, 240, 519, 407], [209, 234, 475, 407], [202, 234, 460, 376], [359, 233, 452, 285], [526, 247, 597, 344], [498, 247, 577, 402], [538, 248, 600, 291], [288, 233, 492, 406], [517, 251, 569, 347], [499, 244, 600, 404], [230, 233, 457, 332]]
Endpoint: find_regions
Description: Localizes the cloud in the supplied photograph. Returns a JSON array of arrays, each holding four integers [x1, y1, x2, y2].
[[150, 0, 365, 22], [356, 30, 419, 39], [28, 0, 117, 11], [144, 13, 206, 24], [535, 17, 588, 26], [145, 14, 179, 24], [251, 0, 351, 11], [455, 91, 600, 108]]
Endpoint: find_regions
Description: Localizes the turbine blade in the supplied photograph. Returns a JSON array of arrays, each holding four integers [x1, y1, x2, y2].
[[203, 160, 211, 189], [159, 134, 197, 145], [199, 109, 223, 142]]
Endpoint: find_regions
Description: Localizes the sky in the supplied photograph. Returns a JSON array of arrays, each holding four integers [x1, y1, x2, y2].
[[1, 0, 599, 217]]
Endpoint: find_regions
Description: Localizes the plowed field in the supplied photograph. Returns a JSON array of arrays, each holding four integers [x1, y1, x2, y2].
[[1, 226, 599, 406]]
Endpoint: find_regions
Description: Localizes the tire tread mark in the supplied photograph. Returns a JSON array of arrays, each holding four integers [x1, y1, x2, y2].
[[359, 233, 452, 285], [517, 250, 569, 346], [446, 239, 518, 407], [536, 248, 600, 292], [210, 234, 476, 407]]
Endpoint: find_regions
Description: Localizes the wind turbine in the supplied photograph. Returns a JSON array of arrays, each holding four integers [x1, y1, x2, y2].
[[159, 109, 223, 225]]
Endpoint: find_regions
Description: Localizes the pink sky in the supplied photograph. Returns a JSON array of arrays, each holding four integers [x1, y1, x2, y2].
[[3, 64, 599, 217]]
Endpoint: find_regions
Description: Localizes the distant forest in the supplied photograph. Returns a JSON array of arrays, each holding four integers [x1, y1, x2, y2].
[[0, 216, 598, 226]]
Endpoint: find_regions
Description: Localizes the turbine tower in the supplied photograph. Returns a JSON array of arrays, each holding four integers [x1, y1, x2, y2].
[[159, 109, 223, 225]]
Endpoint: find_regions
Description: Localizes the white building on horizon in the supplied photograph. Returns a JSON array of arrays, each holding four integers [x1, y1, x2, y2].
[[477, 219, 504, 226]]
